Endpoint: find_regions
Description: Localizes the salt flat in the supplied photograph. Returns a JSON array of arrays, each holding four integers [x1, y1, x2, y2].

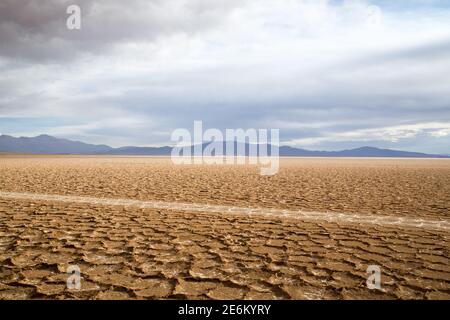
[[0, 156, 449, 299]]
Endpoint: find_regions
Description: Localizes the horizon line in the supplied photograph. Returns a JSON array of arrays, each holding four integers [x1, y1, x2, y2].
[[1, 133, 449, 156]]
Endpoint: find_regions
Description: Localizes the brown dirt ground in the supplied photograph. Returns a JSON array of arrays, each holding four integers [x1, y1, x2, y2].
[[0, 156, 449, 299]]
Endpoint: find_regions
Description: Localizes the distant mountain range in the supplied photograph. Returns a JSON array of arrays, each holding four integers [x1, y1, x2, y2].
[[0, 134, 112, 154], [0, 134, 448, 158]]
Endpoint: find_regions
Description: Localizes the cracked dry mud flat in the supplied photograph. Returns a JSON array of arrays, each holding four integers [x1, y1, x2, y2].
[[0, 156, 449, 300]]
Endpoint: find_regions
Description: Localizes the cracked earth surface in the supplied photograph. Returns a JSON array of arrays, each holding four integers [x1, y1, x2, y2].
[[0, 156, 449, 299]]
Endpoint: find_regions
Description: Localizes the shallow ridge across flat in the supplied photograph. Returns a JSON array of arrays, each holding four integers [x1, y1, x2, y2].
[[0, 191, 448, 232]]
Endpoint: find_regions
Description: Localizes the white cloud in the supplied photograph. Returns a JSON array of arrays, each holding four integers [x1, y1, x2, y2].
[[287, 122, 450, 145]]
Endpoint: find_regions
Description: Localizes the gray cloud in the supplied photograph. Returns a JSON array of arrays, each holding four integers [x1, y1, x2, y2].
[[0, 0, 240, 62], [0, 0, 450, 153]]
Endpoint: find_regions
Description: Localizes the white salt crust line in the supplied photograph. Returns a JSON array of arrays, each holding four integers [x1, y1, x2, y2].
[[0, 191, 449, 232]]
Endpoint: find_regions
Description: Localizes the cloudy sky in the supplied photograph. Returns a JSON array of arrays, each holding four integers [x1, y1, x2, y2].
[[0, 0, 450, 153]]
